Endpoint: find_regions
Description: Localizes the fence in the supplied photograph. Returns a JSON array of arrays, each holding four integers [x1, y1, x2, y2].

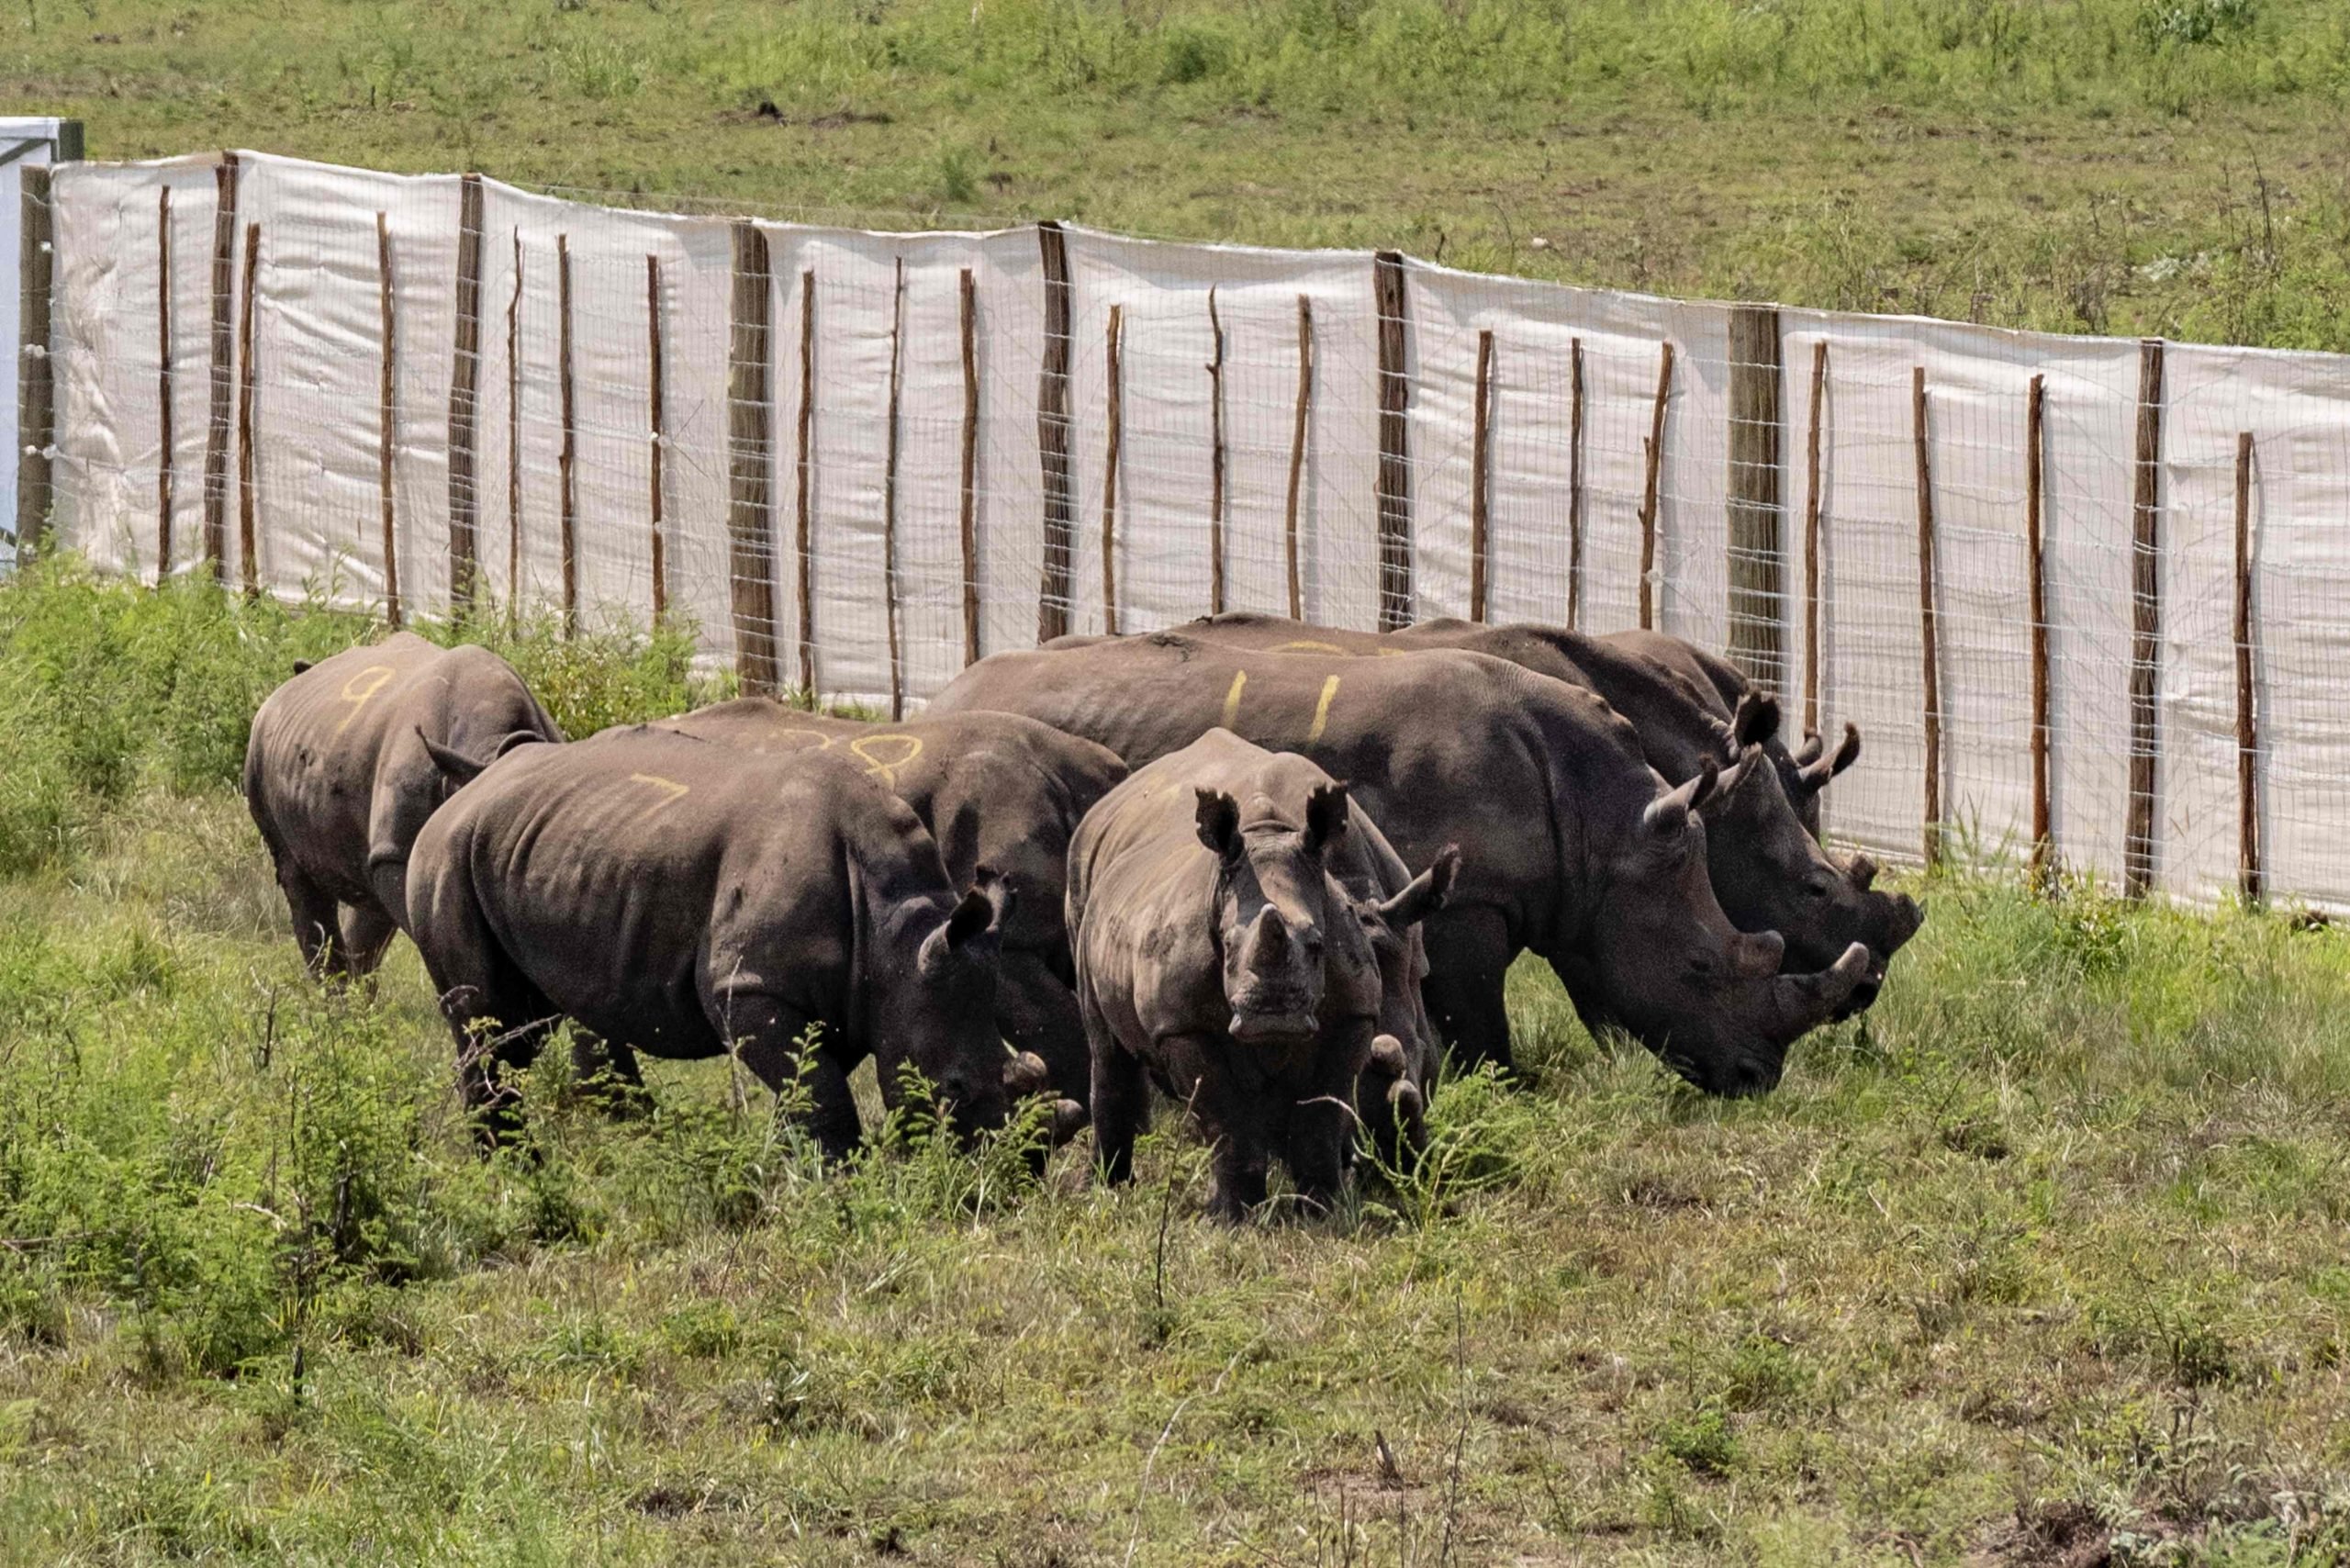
[[25, 151, 2350, 911]]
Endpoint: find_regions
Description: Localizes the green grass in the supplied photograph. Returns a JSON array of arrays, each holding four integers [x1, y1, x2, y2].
[[2, 569, 2349, 1563], [16, 0, 2350, 347]]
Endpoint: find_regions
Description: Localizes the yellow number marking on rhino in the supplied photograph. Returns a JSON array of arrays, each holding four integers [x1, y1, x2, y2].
[[1306, 675, 1341, 743], [848, 734, 924, 789], [627, 772, 690, 818], [1270, 639, 1349, 655], [758, 727, 837, 756], [331, 665, 398, 735], [1220, 670, 1248, 729]]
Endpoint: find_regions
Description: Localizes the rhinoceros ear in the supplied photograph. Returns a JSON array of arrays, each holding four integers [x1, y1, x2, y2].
[[1195, 788, 1241, 859], [1797, 722, 1862, 792], [948, 868, 1013, 947], [419, 728, 497, 787], [1377, 843, 1460, 930], [1696, 745, 1763, 819], [1732, 691, 1779, 749], [1303, 781, 1349, 855], [1641, 758, 1718, 841], [1792, 731, 1825, 767], [923, 871, 1012, 973]]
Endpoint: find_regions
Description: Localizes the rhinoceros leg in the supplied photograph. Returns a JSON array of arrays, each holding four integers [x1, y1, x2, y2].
[[1081, 980, 1149, 1185], [567, 1033, 652, 1119], [440, 972, 561, 1148], [1417, 906, 1517, 1075], [337, 902, 399, 980], [721, 995, 862, 1163], [1281, 1021, 1371, 1217], [274, 861, 353, 980], [1090, 1043, 1150, 1187], [1169, 1036, 1271, 1224]]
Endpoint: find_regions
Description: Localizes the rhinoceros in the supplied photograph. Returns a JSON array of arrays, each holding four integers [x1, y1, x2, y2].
[[405, 727, 1040, 1154], [1166, 613, 1920, 1015], [1599, 626, 1861, 841], [648, 701, 1126, 1103], [927, 634, 1868, 1092], [243, 633, 564, 980], [1069, 729, 1453, 1219]]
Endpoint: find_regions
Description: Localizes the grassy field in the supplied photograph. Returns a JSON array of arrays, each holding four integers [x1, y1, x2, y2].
[[3, 570, 2350, 1565], [12, 0, 2350, 347]]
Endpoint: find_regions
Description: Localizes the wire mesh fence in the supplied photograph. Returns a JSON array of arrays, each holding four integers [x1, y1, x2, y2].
[[24, 151, 2349, 910]]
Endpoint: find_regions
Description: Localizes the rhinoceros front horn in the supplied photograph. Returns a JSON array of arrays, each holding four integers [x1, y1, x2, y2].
[[1002, 1049, 1052, 1098], [1774, 941, 1871, 1033]]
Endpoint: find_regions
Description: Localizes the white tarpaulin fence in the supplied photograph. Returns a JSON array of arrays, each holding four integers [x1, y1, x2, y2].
[[28, 151, 2350, 910]]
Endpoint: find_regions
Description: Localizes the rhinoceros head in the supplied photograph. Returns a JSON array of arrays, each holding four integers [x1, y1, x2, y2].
[[1579, 760, 1871, 1095], [1196, 780, 1366, 1044], [873, 868, 1016, 1141], [1350, 843, 1460, 1081], [1695, 745, 1924, 1016]]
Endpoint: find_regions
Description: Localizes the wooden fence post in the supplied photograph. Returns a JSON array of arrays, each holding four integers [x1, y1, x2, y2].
[[959, 267, 980, 665], [1101, 304, 1124, 634], [1639, 341, 1674, 630], [793, 267, 816, 693], [1566, 336, 1585, 629], [447, 172, 484, 612], [2235, 430, 2260, 905], [725, 222, 779, 695], [236, 221, 259, 597], [2124, 339, 2165, 899], [376, 209, 400, 627], [201, 153, 239, 574], [16, 165, 54, 556], [2025, 373, 2052, 886], [1286, 294, 1313, 622], [1207, 286, 1226, 616], [646, 253, 667, 622], [1727, 305, 1785, 695], [156, 185, 174, 580], [878, 258, 902, 723], [1470, 328, 1494, 622], [1035, 221, 1074, 642], [555, 233, 576, 634], [506, 230, 522, 615], [1914, 365, 1941, 868], [1372, 251, 1412, 629], [1802, 341, 1827, 738]]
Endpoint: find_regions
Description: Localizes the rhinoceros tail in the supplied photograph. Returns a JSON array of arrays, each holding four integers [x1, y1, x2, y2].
[[291, 658, 315, 676]]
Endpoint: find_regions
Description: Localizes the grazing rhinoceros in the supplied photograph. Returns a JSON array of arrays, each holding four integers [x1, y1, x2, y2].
[[405, 727, 1043, 1155], [1599, 625, 1861, 841], [927, 634, 1868, 1091], [1166, 613, 1920, 1017], [243, 633, 563, 980], [648, 701, 1127, 1104], [1069, 729, 1453, 1220]]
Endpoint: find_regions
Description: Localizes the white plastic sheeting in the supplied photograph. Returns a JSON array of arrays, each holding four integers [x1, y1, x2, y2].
[[45, 151, 2350, 910]]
